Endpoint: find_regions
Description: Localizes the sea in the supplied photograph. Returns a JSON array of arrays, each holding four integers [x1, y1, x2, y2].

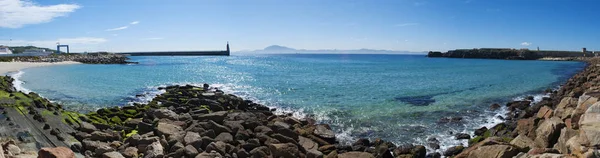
[[11, 54, 585, 153]]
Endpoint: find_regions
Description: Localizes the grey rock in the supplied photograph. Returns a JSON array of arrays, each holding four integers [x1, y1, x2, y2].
[[102, 151, 125, 158], [184, 145, 199, 157], [122, 147, 138, 158], [314, 124, 335, 139], [215, 132, 234, 144], [79, 121, 98, 133], [156, 122, 183, 137], [144, 141, 164, 158], [151, 109, 179, 120]]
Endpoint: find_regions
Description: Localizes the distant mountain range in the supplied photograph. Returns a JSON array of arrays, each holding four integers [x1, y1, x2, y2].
[[238, 45, 426, 54]]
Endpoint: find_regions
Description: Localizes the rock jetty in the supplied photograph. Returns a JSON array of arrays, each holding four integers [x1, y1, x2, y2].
[[0, 53, 135, 64], [439, 58, 600, 158], [0, 76, 428, 158]]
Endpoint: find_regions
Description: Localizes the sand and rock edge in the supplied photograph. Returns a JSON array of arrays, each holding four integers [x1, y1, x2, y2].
[[1, 57, 599, 158]]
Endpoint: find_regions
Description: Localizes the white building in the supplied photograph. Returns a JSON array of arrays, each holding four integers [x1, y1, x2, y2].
[[0, 46, 12, 54], [22, 48, 47, 54]]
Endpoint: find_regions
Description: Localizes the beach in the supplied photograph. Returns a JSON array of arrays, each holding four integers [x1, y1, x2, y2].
[[0, 61, 80, 75]]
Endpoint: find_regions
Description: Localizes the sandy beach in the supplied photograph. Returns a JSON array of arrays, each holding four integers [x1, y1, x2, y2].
[[0, 61, 80, 75]]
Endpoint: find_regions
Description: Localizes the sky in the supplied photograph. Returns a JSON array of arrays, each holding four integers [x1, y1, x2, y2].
[[0, 0, 599, 53]]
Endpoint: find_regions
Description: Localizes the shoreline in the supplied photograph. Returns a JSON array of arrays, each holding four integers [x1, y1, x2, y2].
[[0, 57, 597, 157], [0, 61, 81, 75]]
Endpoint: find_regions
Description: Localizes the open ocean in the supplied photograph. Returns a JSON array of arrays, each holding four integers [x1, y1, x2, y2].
[[12, 54, 585, 152]]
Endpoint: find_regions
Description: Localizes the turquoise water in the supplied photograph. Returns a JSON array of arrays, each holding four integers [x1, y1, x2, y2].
[[14, 54, 584, 151]]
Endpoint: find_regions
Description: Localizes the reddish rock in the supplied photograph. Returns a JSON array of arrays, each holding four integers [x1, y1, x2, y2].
[[536, 106, 553, 119], [565, 118, 572, 129], [516, 118, 538, 138], [38, 147, 75, 158]]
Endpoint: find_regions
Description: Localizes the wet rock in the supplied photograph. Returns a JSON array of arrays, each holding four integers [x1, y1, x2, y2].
[[269, 143, 300, 158], [455, 133, 471, 140], [38, 147, 75, 158], [151, 109, 179, 120], [474, 127, 488, 136], [443, 145, 464, 157], [234, 130, 250, 141], [490, 103, 501, 110], [272, 133, 297, 144], [102, 151, 125, 158], [314, 124, 335, 140], [426, 152, 441, 158], [123, 118, 142, 128], [507, 101, 531, 111]]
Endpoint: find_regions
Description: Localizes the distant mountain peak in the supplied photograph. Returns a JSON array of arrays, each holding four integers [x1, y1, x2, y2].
[[264, 45, 296, 51]]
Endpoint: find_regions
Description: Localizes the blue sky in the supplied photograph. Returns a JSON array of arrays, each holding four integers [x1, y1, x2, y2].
[[0, 0, 599, 52]]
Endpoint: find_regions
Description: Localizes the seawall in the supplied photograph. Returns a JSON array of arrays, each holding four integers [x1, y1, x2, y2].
[[428, 48, 594, 60]]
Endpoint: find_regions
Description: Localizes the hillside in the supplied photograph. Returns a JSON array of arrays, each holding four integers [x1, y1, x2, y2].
[[8, 46, 58, 54]]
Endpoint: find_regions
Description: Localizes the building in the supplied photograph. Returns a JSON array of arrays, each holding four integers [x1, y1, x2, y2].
[[0, 46, 12, 54], [22, 48, 47, 54]]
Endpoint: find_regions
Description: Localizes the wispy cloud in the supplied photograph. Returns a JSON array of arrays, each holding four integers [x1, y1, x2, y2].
[[0, 0, 81, 28], [141, 37, 164, 40], [521, 42, 532, 46], [394, 23, 419, 27], [105, 26, 128, 31], [130, 21, 140, 25], [414, 1, 427, 6]]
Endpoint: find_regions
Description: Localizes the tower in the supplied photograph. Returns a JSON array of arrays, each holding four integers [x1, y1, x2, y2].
[[226, 42, 230, 55]]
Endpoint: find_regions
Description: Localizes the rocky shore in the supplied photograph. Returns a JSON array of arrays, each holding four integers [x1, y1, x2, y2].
[[0, 76, 428, 158], [437, 58, 600, 157], [0, 53, 136, 64]]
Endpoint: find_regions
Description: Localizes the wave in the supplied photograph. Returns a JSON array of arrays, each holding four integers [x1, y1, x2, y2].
[[9, 71, 32, 94]]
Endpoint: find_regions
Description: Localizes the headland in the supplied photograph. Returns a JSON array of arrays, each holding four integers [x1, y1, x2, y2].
[[428, 48, 596, 60]]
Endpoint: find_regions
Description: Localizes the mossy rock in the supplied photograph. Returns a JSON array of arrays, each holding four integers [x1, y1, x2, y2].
[[125, 109, 138, 115], [110, 116, 123, 125], [469, 136, 484, 146]]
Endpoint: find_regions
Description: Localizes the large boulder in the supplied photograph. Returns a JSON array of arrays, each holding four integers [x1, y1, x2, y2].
[[145, 141, 164, 158], [553, 128, 579, 154], [553, 97, 577, 119], [516, 118, 540, 138], [299, 136, 319, 151], [534, 117, 565, 148], [467, 145, 520, 158], [193, 111, 228, 124], [38, 147, 75, 158], [156, 122, 183, 137], [268, 143, 300, 158], [578, 102, 600, 147], [510, 134, 535, 151], [150, 109, 179, 120], [313, 124, 335, 140]]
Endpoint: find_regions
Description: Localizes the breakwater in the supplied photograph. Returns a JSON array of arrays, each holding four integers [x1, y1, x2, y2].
[[0, 53, 135, 64], [439, 57, 600, 157], [428, 48, 594, 60]]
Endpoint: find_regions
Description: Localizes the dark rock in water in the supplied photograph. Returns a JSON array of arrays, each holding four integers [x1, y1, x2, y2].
[[427, 152, 442, 158], [437, 116, 463, 123], [443, 145, 464, 156], [526, 96, 535, 101], [489, 103, 501, 111], [474, 127, 488, 136], [353, 138, 370, 147], [455, 133, 470, 140], [395, 96, 435, 106], [506, 101, 531, 111]]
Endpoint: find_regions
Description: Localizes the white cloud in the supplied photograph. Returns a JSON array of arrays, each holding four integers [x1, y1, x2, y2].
[[141, 37, 163, 40], [521, 42, 532, 46], [395, 23, 419, 27], [130, 21, 140, 25], [0, 0, 81, 28], [105, 26, 128, 31]]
